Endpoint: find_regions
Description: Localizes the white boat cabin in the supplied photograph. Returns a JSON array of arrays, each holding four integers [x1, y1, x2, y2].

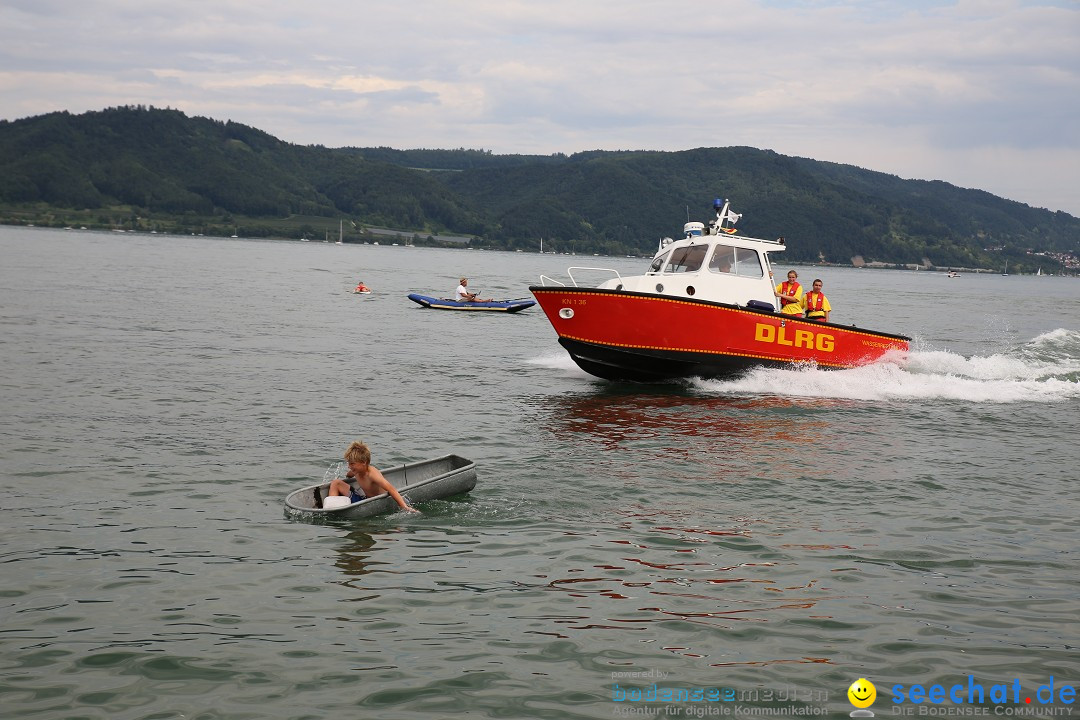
[[552, 200, 785, 310]]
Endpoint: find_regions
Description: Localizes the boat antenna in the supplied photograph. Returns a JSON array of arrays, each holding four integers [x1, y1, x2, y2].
[[713, 197, 741, 234]]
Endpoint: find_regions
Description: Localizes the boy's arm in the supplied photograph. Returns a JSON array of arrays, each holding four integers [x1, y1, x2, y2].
[[372, 469, 420, 513]]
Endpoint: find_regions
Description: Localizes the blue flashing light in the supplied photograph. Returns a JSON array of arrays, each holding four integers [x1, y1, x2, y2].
[[713, 197, 724, 210]]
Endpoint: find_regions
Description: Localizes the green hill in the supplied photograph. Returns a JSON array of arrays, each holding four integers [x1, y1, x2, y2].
[[1, 106, 1077, 272]]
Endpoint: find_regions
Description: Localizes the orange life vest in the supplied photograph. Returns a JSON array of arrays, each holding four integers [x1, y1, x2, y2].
[[779, 280, 801, 306], [804, 290, 826, 316]]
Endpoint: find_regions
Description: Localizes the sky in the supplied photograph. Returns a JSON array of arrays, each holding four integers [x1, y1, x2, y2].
[[2, 0, 1078, 216]]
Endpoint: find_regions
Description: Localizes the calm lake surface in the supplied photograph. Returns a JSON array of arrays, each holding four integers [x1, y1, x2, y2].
[[2, 227, 1079, 720]]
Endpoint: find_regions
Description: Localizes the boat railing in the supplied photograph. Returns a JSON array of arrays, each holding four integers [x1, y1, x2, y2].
[[540, 267, 623, 288]]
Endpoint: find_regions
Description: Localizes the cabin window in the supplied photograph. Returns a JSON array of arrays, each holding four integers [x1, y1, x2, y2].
[[664, 244, 707, 273], [708, 246, 736, 273], [649, 250, 670, 274], [734, 248, 764, 277], [709, 245, 763, 278]]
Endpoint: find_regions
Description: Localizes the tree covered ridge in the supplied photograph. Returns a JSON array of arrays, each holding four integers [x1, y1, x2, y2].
[[1, 106, 1077, 270]]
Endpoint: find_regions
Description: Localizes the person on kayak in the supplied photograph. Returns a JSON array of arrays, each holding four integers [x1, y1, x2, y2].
[[455, 278, 491, 302], [328, 440, 419, 513]]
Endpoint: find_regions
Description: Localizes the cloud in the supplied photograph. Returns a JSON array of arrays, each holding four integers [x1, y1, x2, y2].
[[2, 0, 1078, 214]]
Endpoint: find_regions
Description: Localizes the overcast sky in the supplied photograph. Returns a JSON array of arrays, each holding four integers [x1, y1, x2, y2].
[[2, 0, 1078, 216]]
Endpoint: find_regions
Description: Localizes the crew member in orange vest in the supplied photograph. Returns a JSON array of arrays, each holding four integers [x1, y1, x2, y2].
[[802, 278, 831, 322], [774, 270, 804, 316]]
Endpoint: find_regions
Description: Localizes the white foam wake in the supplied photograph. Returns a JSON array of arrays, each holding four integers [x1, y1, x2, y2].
[[527, 330, 1080, 403], [526, 351, 586, 374], [694, 329, 1080, 403]]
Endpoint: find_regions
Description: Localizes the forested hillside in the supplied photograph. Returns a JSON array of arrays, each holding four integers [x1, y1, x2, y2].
[[2, 106, 1077, 271]]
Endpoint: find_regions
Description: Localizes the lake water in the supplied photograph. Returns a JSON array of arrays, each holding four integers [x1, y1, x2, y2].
[[2, 226, 1078, 720]]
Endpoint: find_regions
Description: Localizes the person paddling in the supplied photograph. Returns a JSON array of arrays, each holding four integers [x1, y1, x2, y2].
[[328, 440, 419, 513], [454, 277, 491, 302]]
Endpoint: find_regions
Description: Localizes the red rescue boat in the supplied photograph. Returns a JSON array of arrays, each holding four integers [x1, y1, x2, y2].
[[529, 198, 910, 382]]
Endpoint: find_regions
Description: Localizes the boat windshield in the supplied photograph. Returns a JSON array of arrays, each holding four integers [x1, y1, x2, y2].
[[708, 245, 763, 278], [664, 244, 707, 273], [649, 250, 670, 273]]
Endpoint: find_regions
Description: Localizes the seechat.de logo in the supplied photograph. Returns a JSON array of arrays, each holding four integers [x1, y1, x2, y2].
[[848, 678, 877, 717]]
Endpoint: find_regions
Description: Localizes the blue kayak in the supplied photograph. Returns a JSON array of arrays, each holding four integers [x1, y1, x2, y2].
[[407, 293, 535, 313]]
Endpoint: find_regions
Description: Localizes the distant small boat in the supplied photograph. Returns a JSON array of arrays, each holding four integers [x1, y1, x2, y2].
[[284, 454, 476, 520], [946, 271, 959, 278], [1002, 260, 1009, 277], [407, 293, 535, 313]]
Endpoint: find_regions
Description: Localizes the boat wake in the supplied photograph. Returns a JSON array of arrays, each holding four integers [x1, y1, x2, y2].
[[527, 351, 591, 376], [692, 329, 1080, 403]]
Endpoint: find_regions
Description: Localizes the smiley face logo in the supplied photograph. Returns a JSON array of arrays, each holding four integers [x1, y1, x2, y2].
[[848, 678, 877, 708]]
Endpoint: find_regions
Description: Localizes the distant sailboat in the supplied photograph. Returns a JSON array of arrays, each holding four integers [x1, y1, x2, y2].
[[1036, 267, 1042, 276], [1002, 260, 1009, 277], [336, 220, 344, 245]]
